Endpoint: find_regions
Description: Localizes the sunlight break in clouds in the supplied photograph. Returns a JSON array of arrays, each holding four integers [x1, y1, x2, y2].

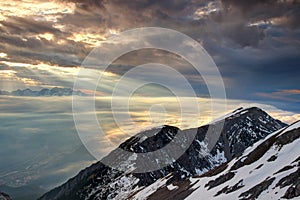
[[0, 52, 7, 58], [0, 0, 75, 21], [0, 61, 82, 90]]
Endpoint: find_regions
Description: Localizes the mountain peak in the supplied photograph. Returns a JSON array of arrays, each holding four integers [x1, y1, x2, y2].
[[209, 106, 269, 124], [119, 125, 179, 153]]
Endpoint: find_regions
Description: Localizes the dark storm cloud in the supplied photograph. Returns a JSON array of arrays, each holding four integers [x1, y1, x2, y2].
[[58, 0, 209, 36], [0, 16, 90, 66], [58, 0, 299, 108], [204, 32, 300, 85], [0, 38, 86, 67], [0, 0, 299, 111], [57, 0, 300, 45], [0, 16, 64, 36], [0, 63, 10, 70], [2, 0, 298, 67], [2, 0, 299, 62], [220, 0, 300, 29]]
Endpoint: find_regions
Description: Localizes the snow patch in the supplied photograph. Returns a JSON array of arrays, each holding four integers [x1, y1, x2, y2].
[[167, 184, 179, 191], [282, 121, 300, 133]]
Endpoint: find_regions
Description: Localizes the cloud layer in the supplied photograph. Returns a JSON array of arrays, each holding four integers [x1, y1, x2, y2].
[[0, 0, 299, 108]]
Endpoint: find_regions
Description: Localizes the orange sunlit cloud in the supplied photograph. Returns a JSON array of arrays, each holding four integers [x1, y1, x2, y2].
[[276, 89, 300, 95], [256, 89, 300, 102], [0, 0, 75, 21], [0, 52, 7, 58], [37, 33, 54, 41]]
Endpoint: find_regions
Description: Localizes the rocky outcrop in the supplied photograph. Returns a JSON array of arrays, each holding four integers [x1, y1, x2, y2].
[[0, 192, 12, 200]]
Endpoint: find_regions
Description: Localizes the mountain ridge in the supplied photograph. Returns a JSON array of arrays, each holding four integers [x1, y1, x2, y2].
[[134, 121, 300, 200], [0, 87, 88, 97], [38, 107, 287, 200]]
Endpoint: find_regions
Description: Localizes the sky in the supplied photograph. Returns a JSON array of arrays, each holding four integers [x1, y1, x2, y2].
[[0, 0, 300, 196], [0, 0, 299, 110]]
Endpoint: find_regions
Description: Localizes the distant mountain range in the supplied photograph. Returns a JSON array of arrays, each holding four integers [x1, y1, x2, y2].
[[0, 88, 88, 97], [37, 107, 298, 200]]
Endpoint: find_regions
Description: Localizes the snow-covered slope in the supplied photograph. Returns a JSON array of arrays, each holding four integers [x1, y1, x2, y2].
[[131, 121, 300, 200], [38, 107, 286, 200]]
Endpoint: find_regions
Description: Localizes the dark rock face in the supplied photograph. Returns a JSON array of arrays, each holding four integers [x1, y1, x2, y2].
[[239, 178, 275, 200], [205, 172, 235, 190], [215, 179, 244, 196], [277, 167, 300, 199], [146, 179, 197, 200], [38, 107, 286, 200], [0, 192, 13, 200], [283, 183, 300, 199]]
